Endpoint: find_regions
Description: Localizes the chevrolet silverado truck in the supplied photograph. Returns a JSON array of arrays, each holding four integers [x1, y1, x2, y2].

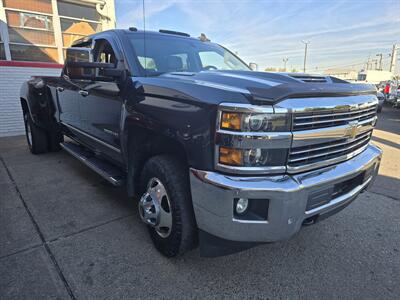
[[20, 28, 382, 257]]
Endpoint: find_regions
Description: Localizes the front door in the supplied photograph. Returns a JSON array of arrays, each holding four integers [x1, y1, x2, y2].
[[78, 37, 123, 161]]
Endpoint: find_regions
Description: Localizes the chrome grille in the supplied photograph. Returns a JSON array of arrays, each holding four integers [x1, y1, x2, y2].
[[293, 105, 377, 131], [276, 95, 378, 174], [288, 130, 372, 170]]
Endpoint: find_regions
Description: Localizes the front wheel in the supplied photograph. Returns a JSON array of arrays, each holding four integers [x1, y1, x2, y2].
[[139, 155, 197, 257]]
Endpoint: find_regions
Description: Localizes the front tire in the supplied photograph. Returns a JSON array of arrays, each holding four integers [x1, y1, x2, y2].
[[23, 112, 48, 154], [139, 155, 197, 257]]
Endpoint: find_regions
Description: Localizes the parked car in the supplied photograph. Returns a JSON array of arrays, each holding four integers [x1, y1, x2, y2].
[[377, 91, 385, 113], [20, 29, 382, 257], [397, 86, 400, 101]]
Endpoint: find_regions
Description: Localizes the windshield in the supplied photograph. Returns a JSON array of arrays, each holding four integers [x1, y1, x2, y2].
[[127, 33, 250, 75]]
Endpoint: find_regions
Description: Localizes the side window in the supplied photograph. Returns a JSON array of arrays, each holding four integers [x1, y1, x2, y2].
[[138, 56, 157, 70], [94, 39, 117, 65]]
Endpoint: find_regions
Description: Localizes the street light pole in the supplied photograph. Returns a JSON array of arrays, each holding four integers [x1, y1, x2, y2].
[[376, 53, 383, 70], [301, 40, 310, 73], [283, 57, 288, 72]]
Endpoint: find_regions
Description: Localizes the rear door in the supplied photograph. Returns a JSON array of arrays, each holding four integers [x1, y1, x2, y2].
[[57, 72, 83, 130]]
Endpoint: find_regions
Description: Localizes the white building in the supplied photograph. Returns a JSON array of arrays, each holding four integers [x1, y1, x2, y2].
[[0, 0, 116, 137], [323, 68, 358, 81]]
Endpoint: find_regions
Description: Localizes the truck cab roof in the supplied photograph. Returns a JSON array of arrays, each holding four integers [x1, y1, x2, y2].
[[72, 28, 199, 47]]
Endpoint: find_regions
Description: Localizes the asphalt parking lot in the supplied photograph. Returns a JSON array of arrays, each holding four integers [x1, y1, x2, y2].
[[1, 104, 399, 299]]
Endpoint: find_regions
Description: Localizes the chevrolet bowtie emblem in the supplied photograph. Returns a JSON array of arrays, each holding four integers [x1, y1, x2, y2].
[[346, 120, 360, 139]]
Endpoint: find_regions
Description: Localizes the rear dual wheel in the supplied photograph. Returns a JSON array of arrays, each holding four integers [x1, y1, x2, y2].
[[24, 112, 48, 154], [23, 112, 63, 154]]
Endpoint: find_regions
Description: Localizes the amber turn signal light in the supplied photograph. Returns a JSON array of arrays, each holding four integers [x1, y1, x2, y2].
[[219, 146, 243, 166], [220, 112, 241, 131]]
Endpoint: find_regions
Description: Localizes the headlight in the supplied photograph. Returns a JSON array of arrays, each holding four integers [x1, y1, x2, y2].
[[216, 103, 291, 174], [220, 112, 290, 132], [219, 146, 287, 167]]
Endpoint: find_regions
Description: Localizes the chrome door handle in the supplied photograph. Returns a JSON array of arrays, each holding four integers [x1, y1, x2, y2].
[[57, 87, 64, 92], [78, 90, 89, 97]]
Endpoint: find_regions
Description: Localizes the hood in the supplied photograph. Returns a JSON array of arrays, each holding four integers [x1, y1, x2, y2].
[[139, 70, 377, 105]]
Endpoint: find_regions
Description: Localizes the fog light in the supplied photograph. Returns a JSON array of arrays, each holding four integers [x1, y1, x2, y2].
[[236, 198, 249, 214]]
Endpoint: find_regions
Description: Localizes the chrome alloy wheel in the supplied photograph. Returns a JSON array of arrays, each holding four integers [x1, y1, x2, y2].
[[139, 177, 172, 238]]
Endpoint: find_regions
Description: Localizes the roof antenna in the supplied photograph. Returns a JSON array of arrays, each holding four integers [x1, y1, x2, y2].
[[142, 0, 147, 76], [198, 33, 210, 42]]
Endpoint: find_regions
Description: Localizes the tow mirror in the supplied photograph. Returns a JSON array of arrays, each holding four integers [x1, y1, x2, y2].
[[65, 47, 123, 81], [249, 62, 258, 71], [66, 47, 93, 63]]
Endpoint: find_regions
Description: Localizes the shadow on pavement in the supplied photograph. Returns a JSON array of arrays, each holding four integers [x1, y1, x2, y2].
[[376, 103, 400, 135], [372, 135, 400, 150]]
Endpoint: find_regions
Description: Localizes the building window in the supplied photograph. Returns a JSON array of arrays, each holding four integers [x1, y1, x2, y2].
[[57, 1, 102, 49], [1, 0, 111, 63], [6, 10, 55, 46], [9, 44, 58, 62], [0, 32, 5, 60], [60, 18, 101, 47], [0, 44, 5, 60], [3, 0, 52, 14], [57, 1, 101, 21], [6, 11, 53, 31], [5, 10, 56, 61], [20, 12, 53, 30], [8, 28, 55, 45]]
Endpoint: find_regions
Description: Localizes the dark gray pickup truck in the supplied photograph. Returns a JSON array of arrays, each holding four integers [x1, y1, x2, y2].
[[20, 28, 382, 257]]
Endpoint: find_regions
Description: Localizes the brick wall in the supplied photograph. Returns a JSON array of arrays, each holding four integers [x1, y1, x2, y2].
[[0, 64, 61, 137]]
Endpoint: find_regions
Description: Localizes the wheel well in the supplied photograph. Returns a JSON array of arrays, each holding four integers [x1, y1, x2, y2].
[[127, 126, 189, 197], [20, 97, 29, 114]]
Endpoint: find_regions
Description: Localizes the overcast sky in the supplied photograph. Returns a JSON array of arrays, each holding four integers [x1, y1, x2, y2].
[[116, 0, 400, 72]]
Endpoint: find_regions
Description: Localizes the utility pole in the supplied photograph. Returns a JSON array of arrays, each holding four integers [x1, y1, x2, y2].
[[389, 44, 398, 73], [283, 57, 288, 72], [301, 40, 310, 73], [372, 59, 378, 70], [376, 53, 383, 70]]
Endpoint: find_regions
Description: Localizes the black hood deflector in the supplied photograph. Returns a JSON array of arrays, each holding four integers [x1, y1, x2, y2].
[[151, 70, 377, 105], [249, 82, 377, 104]]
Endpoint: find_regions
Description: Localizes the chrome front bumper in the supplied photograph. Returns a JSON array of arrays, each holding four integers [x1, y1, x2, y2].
[[190, 144, 382, 243]]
